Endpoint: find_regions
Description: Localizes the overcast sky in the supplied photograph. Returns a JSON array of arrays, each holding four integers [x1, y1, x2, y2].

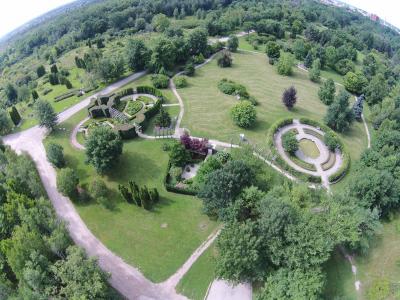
[[342, 0, 400, 28], [0, 0, 399, 39], [0, 0, 76, 38]]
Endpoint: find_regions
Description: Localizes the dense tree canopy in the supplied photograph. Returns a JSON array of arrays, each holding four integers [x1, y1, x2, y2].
[[85, 127, 123, 174]]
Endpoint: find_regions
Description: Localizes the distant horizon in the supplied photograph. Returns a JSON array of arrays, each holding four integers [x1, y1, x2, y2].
[[0, 0, 399, 40], [0, 0, 76, 39], [341, 0, 400, 29]]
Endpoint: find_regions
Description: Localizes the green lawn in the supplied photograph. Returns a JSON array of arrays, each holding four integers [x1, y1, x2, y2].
[[299, 138, 320, 159], [325, 214, 400, 300], [178, 50, 367, 183], [45, 110, 217, 283], [356, 215, 400, 299], [176, 243, 217, 300], [323, 250, 357, 300]]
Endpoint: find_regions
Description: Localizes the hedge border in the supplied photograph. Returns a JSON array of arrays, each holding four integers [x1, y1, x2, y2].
[[87, 86, 165, 138], [266, 118, 322, 184], [298, 117, 350, 183], [163, 160, 198, 196]]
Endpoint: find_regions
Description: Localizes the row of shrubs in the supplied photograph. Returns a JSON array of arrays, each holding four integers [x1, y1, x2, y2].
[[217, 78, 258, 105], [118, 181, 160, 210], [266, 118, 322, 184], [298, 117, 351, 183]]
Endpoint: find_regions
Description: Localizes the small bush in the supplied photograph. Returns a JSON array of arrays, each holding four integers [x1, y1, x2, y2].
[[89, 179, 108, 199], [151, 74, 169, 89], [217, 79, 249, 98], [192, 53, 205, 64], [57, 168, 79, 198], [217, 50, 232, 68], [46, 142, 65, 168], [174, 75, 188, 88], [324, 131, 339, 151], [8, 106, 21, 126], [170, 166, 182, 182], [282, 131, 299, 154], [184, 62, 195, 76], [230, 101, 257, 128]]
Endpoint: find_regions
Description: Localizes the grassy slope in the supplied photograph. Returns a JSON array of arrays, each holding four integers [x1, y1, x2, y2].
[[179, 51, 367, 178], [176, 243, 217, 300], [355, 215, 400, 299], [45, 110, 216, 283], [325, 214, 400, 300]]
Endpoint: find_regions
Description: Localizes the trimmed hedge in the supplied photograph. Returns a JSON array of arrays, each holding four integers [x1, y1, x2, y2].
[[299, 117, 350, 183], [266, 118, 322, 184], [114, 124, 137, 139]]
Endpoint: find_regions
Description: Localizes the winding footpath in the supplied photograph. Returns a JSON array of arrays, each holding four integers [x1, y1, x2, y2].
[[3, 70, 223, 300], [2, 33, 373, 300]]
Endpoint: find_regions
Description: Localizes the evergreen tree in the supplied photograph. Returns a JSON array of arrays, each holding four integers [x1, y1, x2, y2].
[[173, 8, 179, 19], [140, 186, 152, 210], [309, 59, 321, 82], [318, 79, 336, 105], [282, 86, 297, 110], [118, 184, 133, 203], [50, 64, 58, 73], [154, 108, 171, 128], [352, 95, 365, 121], [324, 90, 354, 132], [304, 51, 313, 68], [34, 100, 58, 130]]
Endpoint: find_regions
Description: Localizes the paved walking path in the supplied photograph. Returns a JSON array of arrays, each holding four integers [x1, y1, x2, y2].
[[274, 120, 343, 189]]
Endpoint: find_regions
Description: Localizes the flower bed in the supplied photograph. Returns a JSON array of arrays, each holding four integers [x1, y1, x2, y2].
[[125, 101, 143, 116]]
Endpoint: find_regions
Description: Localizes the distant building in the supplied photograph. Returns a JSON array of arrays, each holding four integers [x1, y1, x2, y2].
[[370, 14, 380, 22]]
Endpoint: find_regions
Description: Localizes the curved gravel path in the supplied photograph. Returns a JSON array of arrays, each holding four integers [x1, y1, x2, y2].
[[70, 117, 89, 150]]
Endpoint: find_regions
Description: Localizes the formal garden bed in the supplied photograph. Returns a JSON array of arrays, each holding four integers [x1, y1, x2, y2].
[[267, 118, 322, 183], [87, 86, 164, 139], [298, 117, 351, 183]]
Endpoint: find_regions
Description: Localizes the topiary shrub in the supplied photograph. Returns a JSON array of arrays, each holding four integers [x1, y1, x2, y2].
[[173, 75, 188, 88], [150, 74, 169, 89], [230, 101, 256, 128]]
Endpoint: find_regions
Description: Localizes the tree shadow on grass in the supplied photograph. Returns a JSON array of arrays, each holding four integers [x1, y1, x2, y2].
[[106, 151, 161, 185]]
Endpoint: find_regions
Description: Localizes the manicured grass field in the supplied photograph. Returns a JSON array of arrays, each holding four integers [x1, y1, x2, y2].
[[299, 138, 320, 159], [45, 110, 217, 283], [176, 243, 217, 300], [179, 51, 367, 171]]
